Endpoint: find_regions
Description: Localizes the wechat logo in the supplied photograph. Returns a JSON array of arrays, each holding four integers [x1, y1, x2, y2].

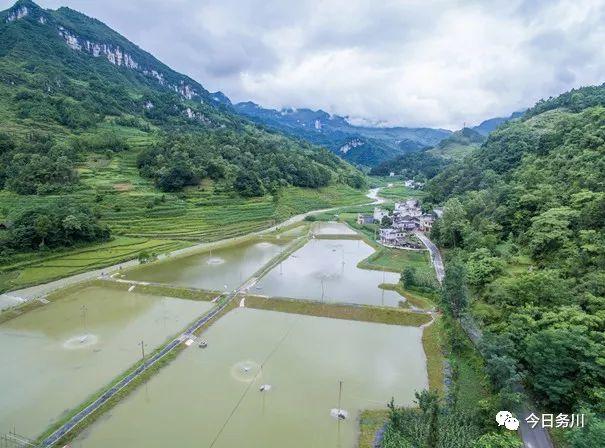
[[496, 411, 520, 431]]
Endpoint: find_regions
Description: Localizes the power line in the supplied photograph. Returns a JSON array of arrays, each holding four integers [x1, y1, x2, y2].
[[208, 319, 297, 448]]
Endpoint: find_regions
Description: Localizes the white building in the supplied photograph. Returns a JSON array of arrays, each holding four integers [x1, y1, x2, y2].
[[379, 228, 404, 245], [394, 200, 422, 217], [373, 207, 389, 223]]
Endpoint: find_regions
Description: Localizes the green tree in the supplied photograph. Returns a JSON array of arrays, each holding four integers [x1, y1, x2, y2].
[[565, 412, 605, 448], [528, 207, 578, 262], [473, 432, 522, 448], [234, 171, 264, 197], [415, 390, 441, 448], [439, 198, 469, 248], [441, 261, 469, 318], [401, 266, 416, 288], [524, 327, 604, 408]]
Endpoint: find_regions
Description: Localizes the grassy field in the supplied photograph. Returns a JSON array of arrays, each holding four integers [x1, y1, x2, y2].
[[92, 279, 221, 301], [244, 295, 432, 327], [423, 317, 445, 394], [0, 237, 191, 293], [359, 409, 389, 448], [0, 130, 368, 291], [358, 245, 432, 273], [378, 184, 426, 201]]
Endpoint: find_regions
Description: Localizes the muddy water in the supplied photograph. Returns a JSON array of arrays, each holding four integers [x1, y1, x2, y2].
[[75, 308, 428, 448], [124, 239, 289, 291], [254, 238, 405, 306], [0, 286, 212, 439], [312, 221, 357, 235]]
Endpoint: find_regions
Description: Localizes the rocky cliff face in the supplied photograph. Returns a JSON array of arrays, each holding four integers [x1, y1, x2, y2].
[[4, 0, 210, 107]]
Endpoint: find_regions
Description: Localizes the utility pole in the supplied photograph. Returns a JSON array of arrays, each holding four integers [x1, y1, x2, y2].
[[81, 304, 88, 333], [321, 278, 324, 302], [140, 340, 145, 360]]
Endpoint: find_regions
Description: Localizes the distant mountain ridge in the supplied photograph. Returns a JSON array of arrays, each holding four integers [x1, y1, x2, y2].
[[233, 101, 452, 167], [471, 111, 524, 135]]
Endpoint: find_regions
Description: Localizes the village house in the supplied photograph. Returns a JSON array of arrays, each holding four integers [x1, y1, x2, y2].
[[394, 199, 422, 217], [373, 207, 389, 223], [379, 228, 404, 246], [419, 215, 434, 232], [393, 219, 418, 231], [375, 198, 436, 249], [404, 179, 424, 189], [356, 214, 374, 225]]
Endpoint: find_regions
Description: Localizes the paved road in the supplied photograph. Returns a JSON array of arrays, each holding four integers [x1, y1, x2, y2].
[[413, 231, 445, 283], [40, 287, 243, 447], [461, 315, 553, 448], [3, 193, 380, 310]]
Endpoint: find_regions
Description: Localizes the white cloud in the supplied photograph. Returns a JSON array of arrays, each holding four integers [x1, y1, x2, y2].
[[6, 0, 605, 128]]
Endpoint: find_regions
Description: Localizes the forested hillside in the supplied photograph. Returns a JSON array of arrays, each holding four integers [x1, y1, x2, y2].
[[0, 0, 365, 268], [427, 84, 605, 446], [234, 101, 451, 167], [369, 128, 486, 180]]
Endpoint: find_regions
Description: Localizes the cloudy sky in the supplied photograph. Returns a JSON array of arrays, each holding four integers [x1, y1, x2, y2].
[[6, 0, 605, 129]]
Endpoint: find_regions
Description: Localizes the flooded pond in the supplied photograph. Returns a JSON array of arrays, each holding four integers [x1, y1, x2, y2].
[[75, 308, 427, 448], [312, 221, 357, 235], [0, 285, 212, 439], [254, 239, 405, 306], [124, 239, 289, 291]]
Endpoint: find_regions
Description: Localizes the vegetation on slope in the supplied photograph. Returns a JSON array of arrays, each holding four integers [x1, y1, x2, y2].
[[0, 0, 366, 278], [370, 127, 487, 184], [425, 86, 605, 446]]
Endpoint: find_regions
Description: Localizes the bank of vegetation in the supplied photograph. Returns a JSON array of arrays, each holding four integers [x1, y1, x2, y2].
[[0, 2, 368, 292], [411, 85, 605, 447], [244, 295, 432, 327]]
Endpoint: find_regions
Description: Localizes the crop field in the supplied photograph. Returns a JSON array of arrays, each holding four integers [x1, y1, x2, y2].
[[359, 246, 432, 274], [0, 237, 190, 292], [0, 132, 368, 291], [378, 183, 426, 200]]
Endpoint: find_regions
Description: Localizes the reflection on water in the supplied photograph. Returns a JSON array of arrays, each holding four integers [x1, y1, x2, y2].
[[312, 222, 357, 235], [75, 308, 427, 448], [126, 239, 288, 291], [0, 286, 212, 439], [255, 239, 404, 307]]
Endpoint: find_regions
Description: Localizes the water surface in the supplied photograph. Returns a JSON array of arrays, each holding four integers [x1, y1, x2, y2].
[[75, 308, 427, 448], [125, 239, 288, 291], [0, 286, 212, 439], [254, 238, 404, 306], [312, 221, 357, 235]]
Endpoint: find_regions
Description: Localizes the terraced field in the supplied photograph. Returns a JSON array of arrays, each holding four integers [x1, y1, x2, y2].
[[0, 129, 368, 292], [0, 237, 190, 292]]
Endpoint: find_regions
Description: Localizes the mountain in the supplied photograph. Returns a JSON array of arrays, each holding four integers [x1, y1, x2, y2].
[[471, 110, 524, 136], [426, 83, 605, 428], [426, 127, 486, 160], [370, 127, 486, 179], [0, 0, 368, 264], [0, 0, 363, 196], [233, 101, 452, 167]]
